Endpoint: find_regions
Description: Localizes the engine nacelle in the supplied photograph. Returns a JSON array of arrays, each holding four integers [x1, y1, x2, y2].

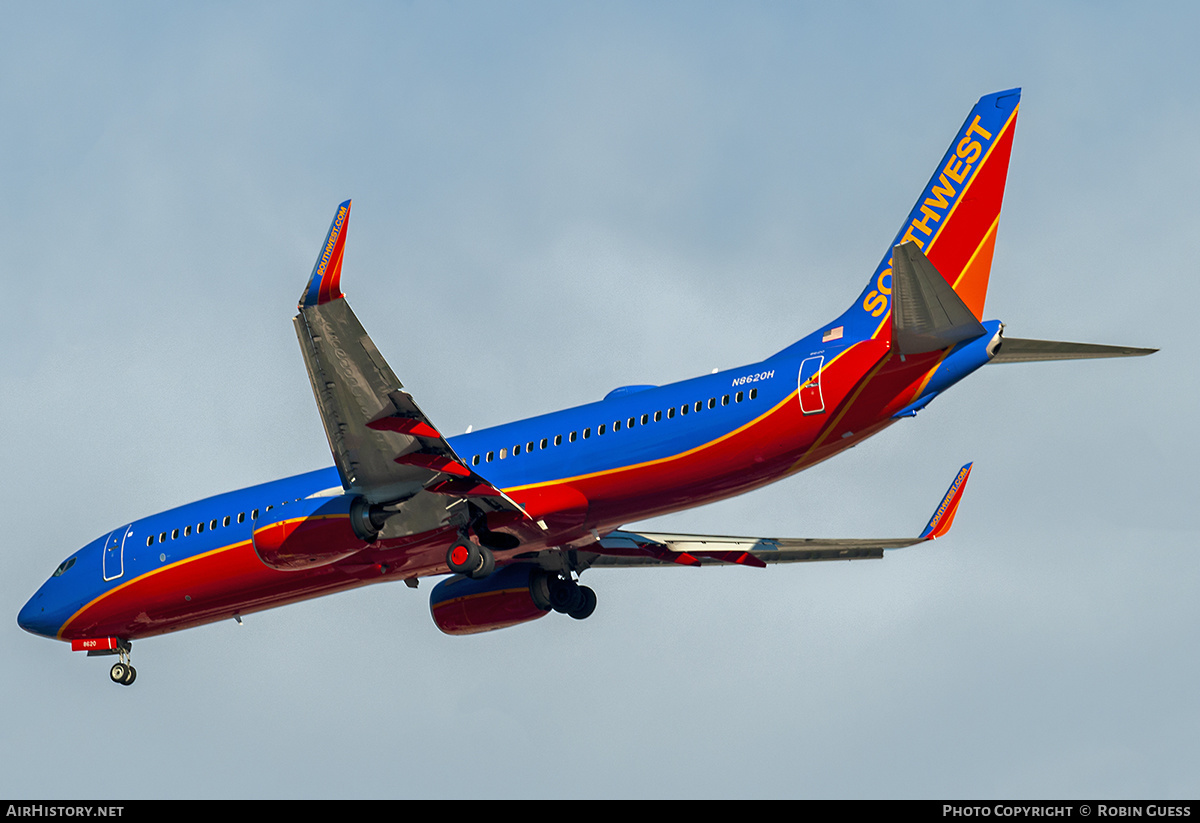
[[429, 563, 551, 635], [251, 495, 369, 571]]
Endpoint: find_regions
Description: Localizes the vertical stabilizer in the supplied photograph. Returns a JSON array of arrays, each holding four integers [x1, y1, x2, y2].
[[836, 90, 1020, 343], [891, 241, 987, 354]]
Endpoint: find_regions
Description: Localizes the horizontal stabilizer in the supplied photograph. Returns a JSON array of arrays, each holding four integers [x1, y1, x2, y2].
[[892, 241, 987, 354], [990, 338, 1157, 363]]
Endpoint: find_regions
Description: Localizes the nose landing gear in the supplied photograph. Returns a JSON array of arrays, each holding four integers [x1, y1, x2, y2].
[[109, 661, 136, 686], [105, 641, 136, 686]]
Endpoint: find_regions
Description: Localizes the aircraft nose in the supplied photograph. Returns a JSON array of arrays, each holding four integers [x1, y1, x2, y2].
[[17, 589, 60, 638]]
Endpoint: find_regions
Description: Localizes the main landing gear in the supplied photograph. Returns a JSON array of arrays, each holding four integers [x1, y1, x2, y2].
[[445, 504, 522, 579], [442, 526, 597, 622], [544, 573, 597, 621], [446, 536, 495, 580]]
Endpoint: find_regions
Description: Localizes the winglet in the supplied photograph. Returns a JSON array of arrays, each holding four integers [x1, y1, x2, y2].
[[919, 462, 973, 540], [300, 200, 351, 308]]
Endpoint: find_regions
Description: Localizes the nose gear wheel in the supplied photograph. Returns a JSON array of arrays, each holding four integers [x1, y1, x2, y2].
[[107, 643, 137, 686]]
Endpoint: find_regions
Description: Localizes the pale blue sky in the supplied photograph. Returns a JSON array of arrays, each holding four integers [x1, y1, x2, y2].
[[2, 2, 1195, 798]]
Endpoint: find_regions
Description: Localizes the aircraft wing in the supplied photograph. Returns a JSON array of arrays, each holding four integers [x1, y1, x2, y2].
[[576, 463, 973, 569], [293, 201, 528, 538]]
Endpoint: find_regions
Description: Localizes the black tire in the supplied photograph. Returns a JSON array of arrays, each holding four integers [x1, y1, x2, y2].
[[470, 546, 496, 580], [548, 577, 583, 614], [568, 586, 597, 620], [528, 569, 553, 611], [110, 663, 128, 684], [123, 666, 137, 686]]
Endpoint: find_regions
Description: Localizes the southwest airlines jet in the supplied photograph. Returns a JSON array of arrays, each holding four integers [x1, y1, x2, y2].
[[19, 89, 1154, 686]]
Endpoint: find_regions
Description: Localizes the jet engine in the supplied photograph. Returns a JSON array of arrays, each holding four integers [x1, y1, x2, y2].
[[251, 495, 369, 571], [429, 563, 552, 635]]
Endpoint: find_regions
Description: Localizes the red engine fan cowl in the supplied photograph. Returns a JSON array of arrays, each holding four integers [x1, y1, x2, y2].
[[251, 495, 368, 571], [430, 564, 551, 635]]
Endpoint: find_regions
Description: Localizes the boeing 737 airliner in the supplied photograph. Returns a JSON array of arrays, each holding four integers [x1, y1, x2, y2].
[[18, 89, 1154, 685]]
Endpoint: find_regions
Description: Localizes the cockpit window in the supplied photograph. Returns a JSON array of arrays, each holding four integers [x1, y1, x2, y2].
[[52, 556, 77, 577]]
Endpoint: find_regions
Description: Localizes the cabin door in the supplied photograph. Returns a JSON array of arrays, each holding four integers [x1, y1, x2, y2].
[[798, 356, 825, 415], [103, 524, 132, 582]]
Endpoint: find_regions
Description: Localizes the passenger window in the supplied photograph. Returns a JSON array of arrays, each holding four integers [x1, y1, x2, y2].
[[599, 424, 606, 435], [681, 404, 689, 416], [736, 391, 744, 402], [197, 522, 204, 534], [708, 398, 716, 409], [184, 526, 191, 537], [499, 448, 507, 460], [251, 509, 259, 520], [613, 421, 621, 432], [583, 428, 590, 439], [172, 529, 179, 540], [146, 536, 154, 547], [486, 451, 494, 462], [237, 513, 245, 524], [569, 431, 577, 442], [750, 388, 758, 399], [223, 516, 230, 527], [554, 435, 562, 446], [666, 408, 674, 419], [527, 441, 534, 452], [541, 438, 549, 449], [642, 414, 650, 424], [160, 532, 167, 542], [722, 395, 730, 406], [472, 454, 480, 466]]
